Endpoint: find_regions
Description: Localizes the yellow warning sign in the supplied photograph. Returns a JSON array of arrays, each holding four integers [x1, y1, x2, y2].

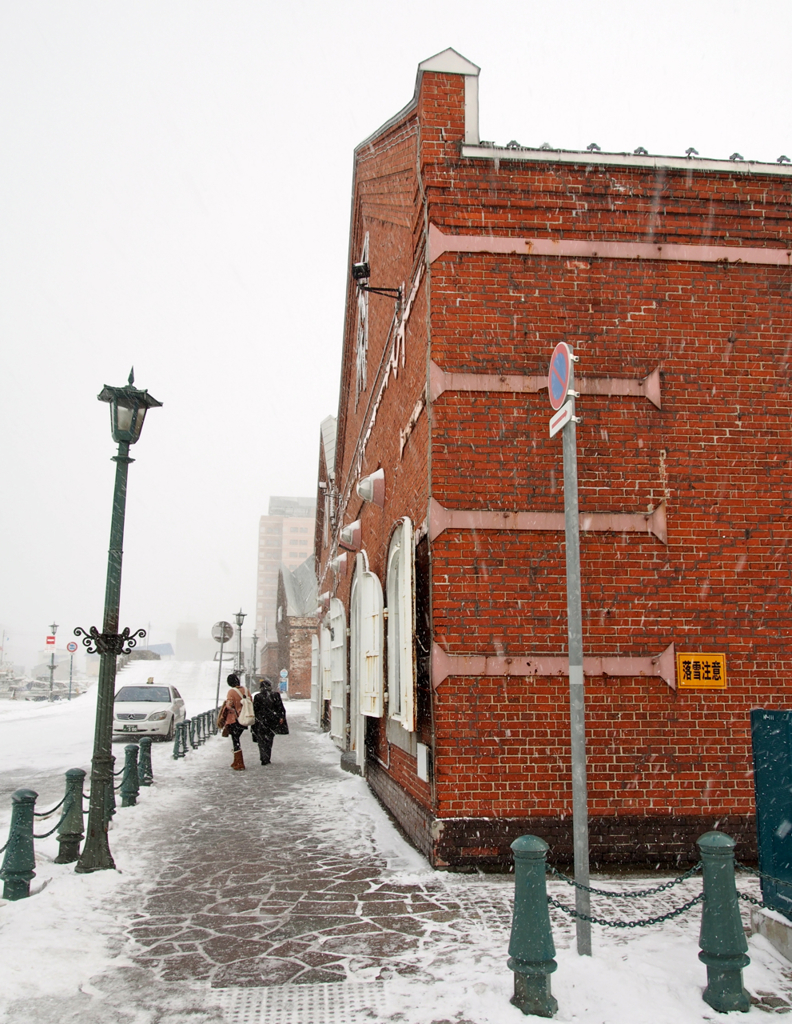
[[677, 653, 727, 689]]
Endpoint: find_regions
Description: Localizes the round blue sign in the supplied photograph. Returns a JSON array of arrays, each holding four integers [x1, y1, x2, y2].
[[548, 343, 572, 411]]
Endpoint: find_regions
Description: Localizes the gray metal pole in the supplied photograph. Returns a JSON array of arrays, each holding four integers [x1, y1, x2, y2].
[[561, 356, 591, 956], [68, 655, 73, 701], [215, 637, 225, 711]]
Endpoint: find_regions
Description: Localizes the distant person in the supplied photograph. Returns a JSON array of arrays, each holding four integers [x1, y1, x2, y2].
[[217, 673, 253, 771], [252, 678, 288, 765]]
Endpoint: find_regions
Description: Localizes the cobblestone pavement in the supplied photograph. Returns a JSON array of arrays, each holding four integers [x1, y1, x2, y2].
[[8, 702, 792, 1024], [126, 705, 517, 992]]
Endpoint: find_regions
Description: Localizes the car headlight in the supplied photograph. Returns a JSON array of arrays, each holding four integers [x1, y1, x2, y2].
[[148, 710, 169, 721]]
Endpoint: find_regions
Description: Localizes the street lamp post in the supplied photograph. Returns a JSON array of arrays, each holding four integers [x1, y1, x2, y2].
[[75, 370, 161, 873], [251, 629, 258, 684], [48, 622, 58, 701], [234, 609, 246, 683]]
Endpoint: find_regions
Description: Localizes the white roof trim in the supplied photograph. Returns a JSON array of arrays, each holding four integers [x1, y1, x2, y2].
[[418, 47, 480, 77], [461, 144, 792, 177]]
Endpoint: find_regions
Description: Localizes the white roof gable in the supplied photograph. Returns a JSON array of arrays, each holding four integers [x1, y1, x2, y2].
[[418, 48, 480, 77]]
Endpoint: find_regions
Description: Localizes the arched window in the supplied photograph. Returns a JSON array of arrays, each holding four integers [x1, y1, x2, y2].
[[387, 518, 415, 732], [351, 551, 384, 718]]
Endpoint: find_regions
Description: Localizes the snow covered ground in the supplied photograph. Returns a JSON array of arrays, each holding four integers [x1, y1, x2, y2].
[[0, 661, 790, 1023], [0, 659, 224, 808]]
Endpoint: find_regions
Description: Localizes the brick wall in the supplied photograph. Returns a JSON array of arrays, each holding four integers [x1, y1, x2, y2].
[[317, 60, 792, 869]]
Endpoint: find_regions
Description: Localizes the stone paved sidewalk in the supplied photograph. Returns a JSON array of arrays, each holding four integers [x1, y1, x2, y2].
[[7, 701, 791, 1024], [127, 703, 517, 992]]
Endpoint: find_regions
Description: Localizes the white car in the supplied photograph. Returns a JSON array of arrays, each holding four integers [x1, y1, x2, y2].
[[113, 683, 186, 741]]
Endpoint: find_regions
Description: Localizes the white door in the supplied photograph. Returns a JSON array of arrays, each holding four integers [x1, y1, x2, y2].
[[310, 633, 320, 724], [329, 598, 347, 750]]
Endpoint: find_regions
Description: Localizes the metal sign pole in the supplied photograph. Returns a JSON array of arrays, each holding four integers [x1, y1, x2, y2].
[[215, 637, 225, 710], [561, 355, 591, 956], [68, 655, 73, 701]]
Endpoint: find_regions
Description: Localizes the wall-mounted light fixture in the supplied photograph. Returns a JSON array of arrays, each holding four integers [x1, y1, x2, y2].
[[339, 520, 362, 551], [357, 468, 385, 508], [352, 260, 402, 303]]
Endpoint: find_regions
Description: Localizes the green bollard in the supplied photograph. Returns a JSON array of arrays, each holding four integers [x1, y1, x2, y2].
[[55, 769, 86, 864], [120, 745, 140, 807], [172, 720, 184, 761], [0, 789, 38, 900], [138, 736, 154, 786], [698, 831, 751, 1013], [508, 835, 558, 1018]]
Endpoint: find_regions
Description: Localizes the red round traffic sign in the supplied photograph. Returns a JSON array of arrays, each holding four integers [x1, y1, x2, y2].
[[548, 342, 573, 411], [66, 641, 78, 653]]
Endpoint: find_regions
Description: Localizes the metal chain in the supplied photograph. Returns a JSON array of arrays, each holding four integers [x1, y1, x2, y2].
[[548, 892, 704, 928], [735, 861, 792, 891], [33, 795, 73, 839], [547, 861, 702, 898], [33, 794, 68, 818], [737, 891, 765, 908]]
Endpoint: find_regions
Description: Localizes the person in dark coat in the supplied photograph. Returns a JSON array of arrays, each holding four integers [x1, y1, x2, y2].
[[252, 678, 288, 765]]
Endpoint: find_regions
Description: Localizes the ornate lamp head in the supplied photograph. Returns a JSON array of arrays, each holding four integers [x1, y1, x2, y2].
[[98, 368, 162, 445]]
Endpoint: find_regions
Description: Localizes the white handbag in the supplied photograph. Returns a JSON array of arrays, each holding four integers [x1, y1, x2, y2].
[[238, 692, 255, 727]]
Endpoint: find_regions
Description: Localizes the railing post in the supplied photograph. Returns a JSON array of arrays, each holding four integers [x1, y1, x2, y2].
[[138, 736, 154, 786], [508, 835, 558, 1018], [173, 721, 184, 759], [55, 769, 86, 864], [120, 744, 140, 807], [187, 718, 196, 749], [0, 789, 38, 900], [698, 831, 751, 1013]]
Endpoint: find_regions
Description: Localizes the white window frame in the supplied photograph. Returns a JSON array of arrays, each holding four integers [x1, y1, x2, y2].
[[354, 233, 370, 404], [329, 598, 347, 750], [310, 633, 320, 724], [320, 624, 332, 702], [386, 517, 415, 732], [351, 550, 384, 718]]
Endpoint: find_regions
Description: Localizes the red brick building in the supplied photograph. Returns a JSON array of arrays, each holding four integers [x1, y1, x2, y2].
[[313, 48, 792, 869], [274, 556, 317, 699]]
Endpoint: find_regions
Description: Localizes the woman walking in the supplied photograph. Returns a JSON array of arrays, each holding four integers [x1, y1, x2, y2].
[[219, 673, 253, 771]]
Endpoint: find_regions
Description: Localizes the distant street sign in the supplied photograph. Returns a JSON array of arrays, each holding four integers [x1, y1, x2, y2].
[[212, 621, 234, 643], [66, 641, 78, 653], [548, 342, 573, 410], [280, 669, 288, 679], [46, 635, 56, 646], [549, 402, 573, 438]]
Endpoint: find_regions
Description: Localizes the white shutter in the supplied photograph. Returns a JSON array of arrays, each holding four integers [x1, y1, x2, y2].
[[399, 518, 415, 732], [387, 518, 415, 732], [353, 551, 384, 718], [329, 598, 347, 749], [310, 634, 320, 724], [320, 625, 332, 701]]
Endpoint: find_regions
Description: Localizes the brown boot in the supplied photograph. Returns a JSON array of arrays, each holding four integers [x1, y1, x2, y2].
[[231, 750, 245, 771]]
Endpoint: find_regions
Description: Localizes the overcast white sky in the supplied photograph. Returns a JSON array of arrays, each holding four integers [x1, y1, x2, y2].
[[1, 1, 790, 671]]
